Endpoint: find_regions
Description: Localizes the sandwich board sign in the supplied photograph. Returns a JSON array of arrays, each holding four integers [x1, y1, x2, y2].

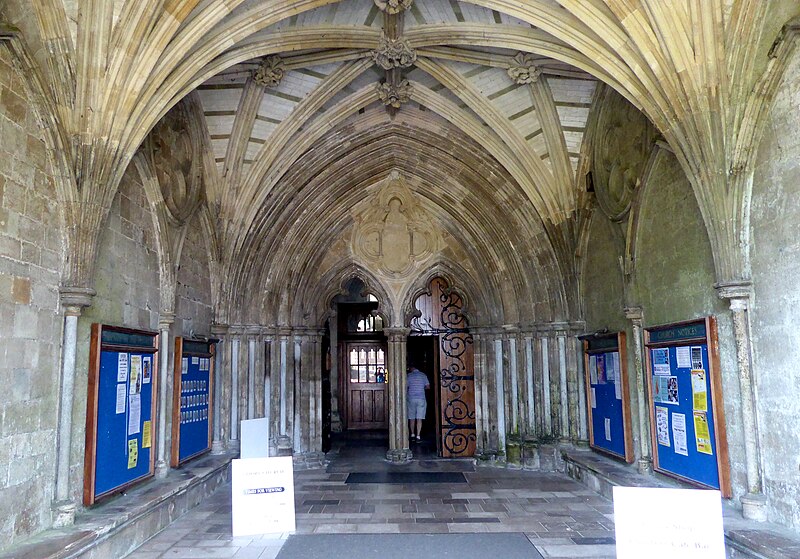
[[231, 456, 295, 536], [613, 486, 725, 558]]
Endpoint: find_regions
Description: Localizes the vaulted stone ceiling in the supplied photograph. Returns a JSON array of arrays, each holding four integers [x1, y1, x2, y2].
[[2, 0, 798, 326]]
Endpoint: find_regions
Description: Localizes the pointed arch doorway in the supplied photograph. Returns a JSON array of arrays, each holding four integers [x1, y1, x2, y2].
[[410, 277, 477, 458]]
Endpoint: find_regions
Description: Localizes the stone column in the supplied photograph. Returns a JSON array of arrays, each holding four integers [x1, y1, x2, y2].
[[555, 325, 569, 441], [210, 324, 227, 454], [52, 287, 94, 527], [572, 326, 589, 445], [717, 281, 766, 521], [155, 312, 175, 478], [246, 326, 259, 419], [328, 310, 342, 432], [492, 331, 507, 452], [568, 322, 585, 443], [385, 327, 411, 462], [523, 331, 536, 437], [229, 327, 242, 448], [277, 328, 292, 452], [262, 328, 274, 452], [503, 326, 520, 435], [539, 328, 553, 436], [624, 306, 652, 474]]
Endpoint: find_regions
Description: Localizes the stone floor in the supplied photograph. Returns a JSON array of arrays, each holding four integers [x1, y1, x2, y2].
[[125, 433, 617, 558]]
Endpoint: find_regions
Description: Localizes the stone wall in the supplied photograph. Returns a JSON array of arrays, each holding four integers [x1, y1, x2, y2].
[[750, 47, 800, 529], [0, 45, 65, 548], [175, 213, 213, 338]]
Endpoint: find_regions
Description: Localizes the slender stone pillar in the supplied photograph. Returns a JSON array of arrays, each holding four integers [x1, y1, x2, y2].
[[230, 329, 241, 447], [717, 281, 767, 521], [504, 326, 520, 435], [624, 306, 652, 473], [385, 327, 411, 462], [540, 330, 553, 436], [247, 326, 258, 419], [524, 333, 536, 437], [211, 324, 227, 454], [555, 326, 569, 441], [277, 328, 292, 452], [155, 312, 175, 478], [572, 328, 589, 445], [472, 330, 486, 454], [567, 322, 584, 443], [262, 328, 274, 451], [52, 287, 94, 527], [329, 310, 342, 432]]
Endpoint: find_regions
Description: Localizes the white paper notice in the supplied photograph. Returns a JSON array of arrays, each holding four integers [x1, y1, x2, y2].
[[591, 387, 597, 409], [691, 346, 704, 369], [652, 348, 671, 376], [676, 346, 691, 369], [115, 383, 127, 414], [128, 394, 141, 435], [612, 353, 622, 400], [613, 487, 726, 559], [231, 457, 296, 536], [655, 406, 670, 446], [182, 357, 189, 375], [672, 412, 688, 456], [117, 353, 129, 382], [604, 417, 611, 441], [589, 355, 597, 384]]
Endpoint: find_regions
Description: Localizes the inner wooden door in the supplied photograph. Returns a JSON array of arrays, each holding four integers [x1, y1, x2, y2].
[[345, 342, 388, 430]]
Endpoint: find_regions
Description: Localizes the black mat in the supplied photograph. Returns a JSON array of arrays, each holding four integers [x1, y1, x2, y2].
[[276, 534, 544, 559], [345, 471, 466, 484]]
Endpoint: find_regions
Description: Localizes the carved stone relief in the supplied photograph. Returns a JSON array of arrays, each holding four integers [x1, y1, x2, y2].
[[351, 171, 441, 279], [507, 52, 541, 85], [374, 0, 413, 13], [592, 88, 654, 221], [371, 33, 417, 70], [377, 79, 412, 108], [253, 55, 285, 88], [150, 101, 204, 224]]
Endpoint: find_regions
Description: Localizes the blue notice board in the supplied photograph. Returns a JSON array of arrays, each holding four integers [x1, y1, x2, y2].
[[84, 324, 159, 505], [171, 338, 214, 466], [583, 333, 634, 463], [645, 317, 731, 496]]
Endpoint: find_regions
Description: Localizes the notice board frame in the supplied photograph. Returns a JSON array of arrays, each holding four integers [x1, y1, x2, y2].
[[581, 331, 635, 463], [83, 323, 159, 506], [171, 337, 215, 467], [644, 316, 731, 497]]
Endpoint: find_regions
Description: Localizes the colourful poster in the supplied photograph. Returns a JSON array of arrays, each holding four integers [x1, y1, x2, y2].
[[142, 356, 152, 384], [691, 369, 707, 411], [130, 355, 142, 395], [656, 406, 670, 446], [694, 412, 713, 455], [652, 348, 670, 376], [142, 420, 152, 449], [596, 354, 607, 384], [127, 439, 138, 469]]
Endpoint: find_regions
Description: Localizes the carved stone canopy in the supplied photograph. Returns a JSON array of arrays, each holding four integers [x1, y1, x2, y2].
[[371, 33, 417, 70], [253, 55, 285, 88], [374, 0, 413, 13], [351, 171, 441, 278], [507, 52, 541, 85], [377, 80, 412, 108]]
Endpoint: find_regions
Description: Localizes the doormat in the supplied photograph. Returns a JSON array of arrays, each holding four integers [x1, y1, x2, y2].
[[276, 534, 545, 559], [345, 472, 467, 484]]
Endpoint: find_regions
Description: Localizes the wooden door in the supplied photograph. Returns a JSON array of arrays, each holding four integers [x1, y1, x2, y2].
[[411, 278, 477, 457], [345, 342, 388, 429]]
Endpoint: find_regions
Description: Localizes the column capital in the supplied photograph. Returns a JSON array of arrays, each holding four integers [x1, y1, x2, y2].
[[383, 327, 410, 340], [624, 306, 644, 321], [568, 320, 586, 333], [229, 324, 246, 335], [550, 321, 570, 336], [245, 324, 262, 336], [158, 311, 175, 330], [59, 286, 95, 314], [501, 324, 520, 336], [210, 323, 229, 336], [277, 326, 293, 337], [715, 280, 752, 310]]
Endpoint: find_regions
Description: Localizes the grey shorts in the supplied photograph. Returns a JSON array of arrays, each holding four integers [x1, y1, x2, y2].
[[408, 398, 427, 420]]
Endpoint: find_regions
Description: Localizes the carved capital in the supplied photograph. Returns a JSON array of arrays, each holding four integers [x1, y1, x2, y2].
[[158, 311, 175, 330], [372, 34, 417, 70], [376, 79, 412, 108], [374, 0, 413, 14], [624, 306, 644, 322], [715, 280, 752, 311], [507, 52, 541, 85], [59, 286, 95, 313], [253, 55, 285, 88]]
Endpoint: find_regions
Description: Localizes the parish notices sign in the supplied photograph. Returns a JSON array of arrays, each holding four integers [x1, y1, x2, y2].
[[613, 487, 725, 559], [231, 456, 296, 536]]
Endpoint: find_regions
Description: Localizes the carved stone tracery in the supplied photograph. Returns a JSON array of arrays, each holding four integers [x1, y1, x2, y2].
[[371, 33, 417, 70]]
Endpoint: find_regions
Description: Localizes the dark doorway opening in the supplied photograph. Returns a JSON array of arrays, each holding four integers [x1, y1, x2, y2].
[[408, 335, 439, 454]]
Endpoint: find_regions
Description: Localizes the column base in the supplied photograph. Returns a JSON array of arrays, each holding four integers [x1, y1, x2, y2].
[[155, 460, 170, 479], [741, 493, 768, 522], [276, 436, 292, 457], [211, 440, 226, 454], [386, 448, 412, 463], [575, 439, 590, 448], [228, 439, 241, 455], [637, 457, 653, 475], [52, 500, 76, 527]]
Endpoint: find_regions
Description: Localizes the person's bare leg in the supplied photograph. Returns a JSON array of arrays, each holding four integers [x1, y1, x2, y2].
[[415, 419, 422, 439], [408, 419, 414, 440]]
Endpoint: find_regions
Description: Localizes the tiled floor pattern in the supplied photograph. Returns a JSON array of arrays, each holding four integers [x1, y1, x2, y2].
[[127, 439, 617, 558]]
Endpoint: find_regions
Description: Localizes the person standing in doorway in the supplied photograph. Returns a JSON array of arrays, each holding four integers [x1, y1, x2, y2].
[[406, 363, 430, 443]]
